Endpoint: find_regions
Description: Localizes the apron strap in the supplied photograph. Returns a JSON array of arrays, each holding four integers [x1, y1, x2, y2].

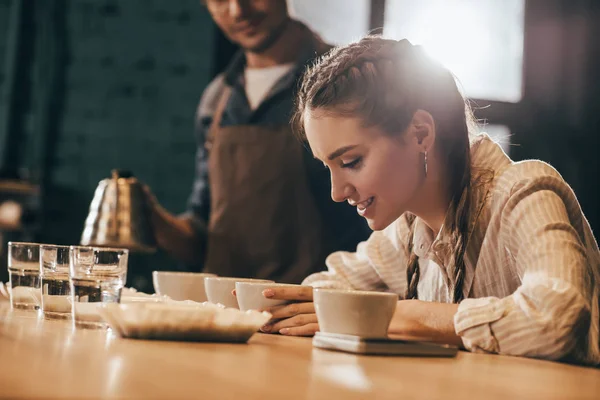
[[205, 85, 232, 151]]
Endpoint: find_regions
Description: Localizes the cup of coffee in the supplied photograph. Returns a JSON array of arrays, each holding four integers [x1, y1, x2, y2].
[[313, 289, 398, 338], [205, 277, 273, 309], [235, 282, 312, 312], [152, 271, 216, 302]]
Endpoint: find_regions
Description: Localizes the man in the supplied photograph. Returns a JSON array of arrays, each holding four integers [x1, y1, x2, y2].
[[146, 0, 369, 283]]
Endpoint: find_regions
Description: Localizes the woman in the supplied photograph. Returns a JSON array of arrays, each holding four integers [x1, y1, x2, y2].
[[259, 37, 599, 365]]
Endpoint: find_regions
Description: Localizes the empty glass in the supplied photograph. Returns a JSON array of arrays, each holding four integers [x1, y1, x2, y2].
[[40, 245, 71, 319], [69, 246, 128, 328], [8, 242, 42, 310]]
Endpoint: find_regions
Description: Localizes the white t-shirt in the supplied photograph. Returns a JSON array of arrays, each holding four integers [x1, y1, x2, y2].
[[244, 63, 295, 110]]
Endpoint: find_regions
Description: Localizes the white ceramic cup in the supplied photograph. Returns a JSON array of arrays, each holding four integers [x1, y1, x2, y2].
[[204, 277, 273, 309], [152, 271, 216, 302], [235, 282, 312, 312], [313, 289, 398, 338]]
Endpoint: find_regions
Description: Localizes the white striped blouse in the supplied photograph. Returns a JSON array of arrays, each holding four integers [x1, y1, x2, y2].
[[303, 134, 600, 365]]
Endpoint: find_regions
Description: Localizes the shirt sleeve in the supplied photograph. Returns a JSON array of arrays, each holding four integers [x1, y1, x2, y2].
[[454, 166, 596, 363], [302, 214, 412, 293], [185, 116, 211, 225]]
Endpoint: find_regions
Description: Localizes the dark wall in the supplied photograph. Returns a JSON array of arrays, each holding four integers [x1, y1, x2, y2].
[[513, 0, 599, 233], [55, 0, 214, 290], [48, 0, 214, 237], [0, 1, 11, 111], [0, 0, 216, 290]]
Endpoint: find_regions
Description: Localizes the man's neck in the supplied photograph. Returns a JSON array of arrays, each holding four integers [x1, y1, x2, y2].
[[245, 20, 309, 68]]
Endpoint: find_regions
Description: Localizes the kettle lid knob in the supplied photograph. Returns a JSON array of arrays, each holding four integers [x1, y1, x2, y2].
[[111, 169, 134, 179]]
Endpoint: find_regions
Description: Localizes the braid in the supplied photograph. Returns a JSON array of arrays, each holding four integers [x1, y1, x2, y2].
[[447, 164, 472, 303], [442, 130, 473, 303], [405, 213, 420, 300]]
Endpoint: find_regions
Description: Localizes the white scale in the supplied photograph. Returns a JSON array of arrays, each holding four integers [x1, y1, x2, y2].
[[312, 332, 459, 357]]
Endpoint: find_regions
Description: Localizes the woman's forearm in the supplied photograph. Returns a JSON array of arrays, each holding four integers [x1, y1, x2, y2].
[[388, 300, 463, 348]]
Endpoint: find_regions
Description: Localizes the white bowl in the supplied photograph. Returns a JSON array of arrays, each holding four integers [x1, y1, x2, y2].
[[99, 302, 272, 343], [235, 282, 312, 312], [314, 289, 398, 338], [152, 271, 216, 302], [205, 277, 272, 309]]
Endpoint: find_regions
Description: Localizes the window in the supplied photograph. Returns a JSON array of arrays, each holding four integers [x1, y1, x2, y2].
[[383, 0, 525, 102], [287, 0, 371, 45]]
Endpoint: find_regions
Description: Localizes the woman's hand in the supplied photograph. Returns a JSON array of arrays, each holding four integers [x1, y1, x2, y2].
[[259, 286, 319, 336]]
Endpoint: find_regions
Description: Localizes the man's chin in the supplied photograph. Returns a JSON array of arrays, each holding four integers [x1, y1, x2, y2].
[[239, 35, 277, 54], [236, 19, 290, 54]]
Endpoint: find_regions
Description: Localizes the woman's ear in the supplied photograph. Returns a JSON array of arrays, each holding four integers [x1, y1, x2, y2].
[[407, 109, 436, 152]]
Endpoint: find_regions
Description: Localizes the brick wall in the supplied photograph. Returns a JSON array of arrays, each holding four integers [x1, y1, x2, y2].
[[0, 0, 216, 290], [0, 0, 10, 109]]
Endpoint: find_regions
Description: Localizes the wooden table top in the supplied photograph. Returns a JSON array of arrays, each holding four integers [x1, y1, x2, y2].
[[0, 301, 598, 400]]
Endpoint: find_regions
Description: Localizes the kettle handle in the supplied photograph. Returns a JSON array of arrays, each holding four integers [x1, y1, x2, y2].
[[111, 169, 119, 240]]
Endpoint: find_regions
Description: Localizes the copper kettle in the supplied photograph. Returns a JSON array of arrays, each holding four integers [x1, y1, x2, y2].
[[80, 170, 156, 252]]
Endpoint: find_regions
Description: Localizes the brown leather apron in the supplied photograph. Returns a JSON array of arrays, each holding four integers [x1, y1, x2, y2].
[[202, 85, 328, 283]]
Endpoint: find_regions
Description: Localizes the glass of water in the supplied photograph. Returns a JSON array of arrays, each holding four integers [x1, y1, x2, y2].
[[40, 244, 71, 319], [69, 246, 129, 329], [8, 242, 42, 310]]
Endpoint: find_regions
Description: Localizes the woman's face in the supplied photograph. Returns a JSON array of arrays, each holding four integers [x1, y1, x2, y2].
[[304, 111, 424, 231]]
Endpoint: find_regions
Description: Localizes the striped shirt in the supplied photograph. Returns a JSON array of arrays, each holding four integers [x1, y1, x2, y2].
[[303, 134, 600, 365]]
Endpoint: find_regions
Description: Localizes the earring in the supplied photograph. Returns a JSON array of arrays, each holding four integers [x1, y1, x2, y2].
[[423, 150, 428, 178]]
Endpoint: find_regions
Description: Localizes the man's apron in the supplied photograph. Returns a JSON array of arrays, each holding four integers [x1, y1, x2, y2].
[[203, 83, 330, 283]]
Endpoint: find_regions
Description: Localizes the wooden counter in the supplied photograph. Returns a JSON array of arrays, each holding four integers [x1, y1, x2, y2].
[[0, 302, 598, 399]]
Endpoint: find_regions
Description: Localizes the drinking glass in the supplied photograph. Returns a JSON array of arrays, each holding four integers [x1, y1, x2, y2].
[[69, 246, 128, 328], [8, 242, 42, 310], [40, 244, 72, 319]]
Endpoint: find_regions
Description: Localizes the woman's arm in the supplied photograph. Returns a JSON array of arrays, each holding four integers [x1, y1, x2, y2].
[[453, 166, 597, 363], [389, 300, 463, 347], [302, 213, 412, 291]]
